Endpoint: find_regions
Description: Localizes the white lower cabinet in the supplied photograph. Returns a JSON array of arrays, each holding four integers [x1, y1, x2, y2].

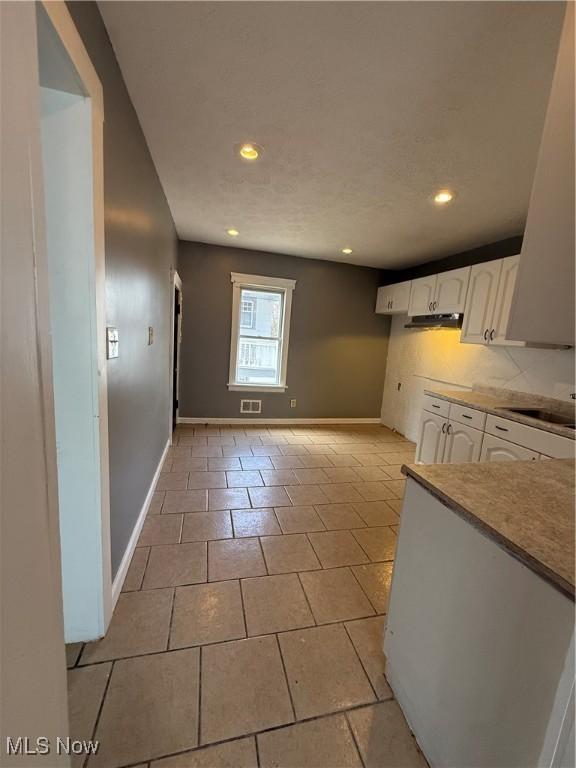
[[416, 411, 446, 464], [444, 421, 483, 463], [480, 433, 539, 462]]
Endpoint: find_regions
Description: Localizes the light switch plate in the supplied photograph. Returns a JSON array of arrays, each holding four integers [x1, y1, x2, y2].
[[106, 327, 119, 359]]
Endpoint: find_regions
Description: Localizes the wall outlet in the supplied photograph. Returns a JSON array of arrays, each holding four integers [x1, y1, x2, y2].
[[290, 398, 297, 408]]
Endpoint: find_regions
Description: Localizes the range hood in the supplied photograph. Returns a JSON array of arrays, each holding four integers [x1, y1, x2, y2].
[[404, 313, 463, 330]]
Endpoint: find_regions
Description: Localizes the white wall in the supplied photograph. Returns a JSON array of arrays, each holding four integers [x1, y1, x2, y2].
[[381, 315, 575, 442]]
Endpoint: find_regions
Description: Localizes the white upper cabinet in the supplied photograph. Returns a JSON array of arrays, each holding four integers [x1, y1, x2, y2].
[[408, 275, 437, 316], [460, 257, 525, 346], [375, 280, 411, 315], [460, 260, 502, 344], [435, 266, 471, 314], [491, 255, 525, 346]]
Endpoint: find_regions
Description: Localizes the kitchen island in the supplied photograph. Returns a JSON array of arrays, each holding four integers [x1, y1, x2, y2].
[[384, 459, 575, 767]]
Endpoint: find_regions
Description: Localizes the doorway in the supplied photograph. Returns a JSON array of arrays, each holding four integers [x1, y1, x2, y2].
[[36, 3, 111, 642], [171, 271, 183, 435]]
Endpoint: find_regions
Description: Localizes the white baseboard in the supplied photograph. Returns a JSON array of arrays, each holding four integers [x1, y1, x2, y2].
[[177, 417, 381, 425], [111, 439, 170, 608]]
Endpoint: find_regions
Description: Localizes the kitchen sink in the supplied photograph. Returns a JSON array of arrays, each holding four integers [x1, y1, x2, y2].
[[498, 407, 576, 428]]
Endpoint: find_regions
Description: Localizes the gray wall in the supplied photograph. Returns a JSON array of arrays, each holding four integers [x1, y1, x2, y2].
[[178, 242, 390, 419], [68, 2, 177, 577]]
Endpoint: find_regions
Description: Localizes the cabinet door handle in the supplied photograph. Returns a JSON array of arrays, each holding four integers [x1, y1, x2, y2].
[[441, 422, 447, 433], [390, 300, 394, 310], [432, 404, 441, 409], [433, 301, 438, 311], [490, 329, 495, 341], [429, 302, 432, 311], [484, 329, 489, 341], [495, 425, 508, 432], [447, 423, 452, 434], [461, 414, 472, 419]]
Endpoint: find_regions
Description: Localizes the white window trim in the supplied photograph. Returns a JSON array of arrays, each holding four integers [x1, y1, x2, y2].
[[228, 273, 296, 392]]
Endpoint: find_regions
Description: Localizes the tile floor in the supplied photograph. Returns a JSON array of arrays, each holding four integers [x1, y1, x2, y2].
[[66, 424, 428, 768]]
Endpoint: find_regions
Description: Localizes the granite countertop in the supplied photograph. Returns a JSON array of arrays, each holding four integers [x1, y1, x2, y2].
[[402, 459, 575, 600], [425, 387, 576, 440]]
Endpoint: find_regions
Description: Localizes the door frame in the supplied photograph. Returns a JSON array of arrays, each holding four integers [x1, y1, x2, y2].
[[39, 0, 112, 633], [169, 269, 183, 440]]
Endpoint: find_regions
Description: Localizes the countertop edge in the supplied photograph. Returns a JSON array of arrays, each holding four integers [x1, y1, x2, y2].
[[401, 464, 575, 602], [423, 389, 575, 440]]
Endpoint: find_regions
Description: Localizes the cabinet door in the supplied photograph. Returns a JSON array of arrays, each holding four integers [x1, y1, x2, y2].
[[443, 421, 483, 464], [479, 433, 539, 462], [408, 275, 437, 316], [390, 281, 411, 313], [435, 266, 471, 314], [416, 411, 447, 464], [375, 286, 394, 314], [460, 260, 502, 344], [490, 255, 525, 346]]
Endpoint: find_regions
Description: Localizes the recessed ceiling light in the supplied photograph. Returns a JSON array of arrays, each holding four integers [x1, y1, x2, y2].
[[239, 143, 260, 161], [434, 189, 454, 205], [342, 248, 353, 255], [227, 228, 239, 237]]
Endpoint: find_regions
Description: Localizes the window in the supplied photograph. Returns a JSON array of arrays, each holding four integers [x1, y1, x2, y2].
[[228, 273, 296, 391], [240, 299, 255, 329]]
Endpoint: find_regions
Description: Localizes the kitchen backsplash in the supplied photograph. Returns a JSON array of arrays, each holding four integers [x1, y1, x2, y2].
[[381, 315, 575, 442]]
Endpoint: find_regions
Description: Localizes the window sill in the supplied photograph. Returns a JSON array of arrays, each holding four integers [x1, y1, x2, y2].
[[228, 383, 287, 393]]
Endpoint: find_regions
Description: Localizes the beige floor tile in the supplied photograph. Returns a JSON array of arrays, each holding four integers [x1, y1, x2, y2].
[[201, 636, 294, 744], [280, 444, 309, 455], [347, 702, 427, 768], [279, 625, 375, 720], [320, 484, 365, 503], [270, 455, 304, 469], [354, 466, 395, 482], [284, 484, 329, 505], [260, 469, 299, 486], [208, 457, 241, 471], [181, 511, 233, 542], [80, 589, 173, 664], [142, 542, 207, 589], [226, 470, 264, 487], [354, 454, 388, 467], [345, 616, 392, 700], [308, 531, 369, 568], [248, 485, 292, 507], [232, 508, 281, 537], [352, 527, 397, 562], [208, 487, 251, 510], [298, 454, 333, 468], [322, 467, 361, 483], [122, 547, 149, 591], [305, 445, 335, 455], [258, 714, 363, 768], [328, 455, 361, 467], [386, 498, 403, 514], [300, 567, 374, 624], [353, 501, 399, 527], [68, 663, 112, 768], [381, 464, 404, 480], [292, 468, 330, 485], [241, 574, 314, 635], [191, 446, 223, 458], [156, 472, 189, 491], [151, 737, 258, 768], [149, 491, 165, 514], [251, 445, 281, 457], [382, 451, 416, 465], [387, 479, 406, 497], [170, 580, 245, 648], [353, 482, 398, 502], [351, 562, 394, 613], [274, 506, 325, 534], [208, 538, 266, 581], [170, 458, 209, 473], [260, 534, 321, 574], [315, 503, 366, 530], [91, 648, 199, 768], [138, 515, 182, 546], [223, 446, 254, 458], [187, 470, 227, 490], [66, 642, 83, 668], [240, 456, 273, 470], [162, 490, 207, 514]]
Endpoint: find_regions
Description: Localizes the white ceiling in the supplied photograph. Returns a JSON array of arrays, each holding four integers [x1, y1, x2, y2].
[[98, 1, 564, 269]]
